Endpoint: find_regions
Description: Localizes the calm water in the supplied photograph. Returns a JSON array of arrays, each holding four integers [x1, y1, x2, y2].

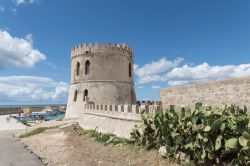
[[47, 113, 65, 120]]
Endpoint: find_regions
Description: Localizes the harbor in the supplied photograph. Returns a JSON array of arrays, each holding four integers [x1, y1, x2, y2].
[[0, 105, 66, 127]]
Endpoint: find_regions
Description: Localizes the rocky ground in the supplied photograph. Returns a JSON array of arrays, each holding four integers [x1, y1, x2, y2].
[[21, 123, 175, 166]]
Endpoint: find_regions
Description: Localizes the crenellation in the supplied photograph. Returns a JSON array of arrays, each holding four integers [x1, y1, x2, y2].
[[71, 42, 133, 57], [114, 105, 118, 112], [71, 51, 133, 60], [124, 105, 131, 113], [112, 105, 116, 112], [148, 105, 161, 114], [117, 105, 123, 112], [148, 105, 154, 113], [139, 104, 149, 113], [109, 105, 112, 111], [132, 105, 139, 114], [84, 103, 162, 116]]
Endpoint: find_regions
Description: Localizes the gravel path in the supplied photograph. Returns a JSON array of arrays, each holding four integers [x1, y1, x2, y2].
[[21, 125, 175, 166]]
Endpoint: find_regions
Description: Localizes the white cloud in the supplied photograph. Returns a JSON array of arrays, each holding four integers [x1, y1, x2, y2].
[[14, 0, 40, 6], [0, 6, 4, 12], [137, 86, 144, 89], [134, 57, 250, 86], [0, 76, 69, 101], [152, 86, 161, 89], [134, 57, 183, 78], [133, 64, 138, 71], [165, 63, 250, 86], [0, 30, 46, 69], [25, 33, 33, 43], [134, 57, 183, 84]]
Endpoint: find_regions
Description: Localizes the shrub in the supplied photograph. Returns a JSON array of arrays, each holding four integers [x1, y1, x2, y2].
[[131, 104, 250, 165]]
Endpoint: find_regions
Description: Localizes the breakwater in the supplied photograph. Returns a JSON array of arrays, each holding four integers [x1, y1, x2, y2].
[[0, 107, 21, 115], [0, 105, 66, 115]]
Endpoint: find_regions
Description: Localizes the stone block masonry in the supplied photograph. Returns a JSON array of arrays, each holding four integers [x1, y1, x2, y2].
[[160, 77, 250, 111], [66, 43, 137, 119], [78, 103, 161, 138]]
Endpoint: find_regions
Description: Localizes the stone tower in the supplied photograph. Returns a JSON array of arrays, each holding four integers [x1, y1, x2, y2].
[[66, 43, 136, 118]]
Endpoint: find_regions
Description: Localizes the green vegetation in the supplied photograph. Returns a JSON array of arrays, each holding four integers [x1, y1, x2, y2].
[[73, 125, 133, 145], [22, 122, 31, 127], [56, 118, 64, 121], [19, 127, 47, 138], [131, 104, 250, 165]]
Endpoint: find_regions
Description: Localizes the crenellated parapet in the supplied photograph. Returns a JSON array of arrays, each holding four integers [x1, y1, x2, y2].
[[84, 103, 162, 121], [71, 43, 133, 60], [136, 100, 162, 106]]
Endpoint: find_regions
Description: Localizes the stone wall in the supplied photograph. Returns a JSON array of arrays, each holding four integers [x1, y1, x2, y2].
[[0, 108, 20, 115], [160, 77, 250, 111], [67, 103, 161, 138]]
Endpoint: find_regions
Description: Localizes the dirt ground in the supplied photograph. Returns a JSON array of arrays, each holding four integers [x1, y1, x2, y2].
[[21, 124, 175, 166]]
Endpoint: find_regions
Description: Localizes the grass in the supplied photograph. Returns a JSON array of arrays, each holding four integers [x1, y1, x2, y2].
[[22, 122, 32, 127], [19, 127, 47, 138], [56, 118, 64, 121], [73, 125, 149, 157], [73, 125, 133, 145]]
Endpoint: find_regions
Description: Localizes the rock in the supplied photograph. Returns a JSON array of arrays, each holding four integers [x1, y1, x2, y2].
[[176, 152, 186, 161], [158, 146, 167, 157]]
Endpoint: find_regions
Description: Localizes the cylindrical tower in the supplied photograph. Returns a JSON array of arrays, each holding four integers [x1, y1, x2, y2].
[[66, 43, 136, 118]]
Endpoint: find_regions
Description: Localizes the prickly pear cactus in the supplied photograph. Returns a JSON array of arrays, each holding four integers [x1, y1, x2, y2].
[[131, 104, 250, 165]]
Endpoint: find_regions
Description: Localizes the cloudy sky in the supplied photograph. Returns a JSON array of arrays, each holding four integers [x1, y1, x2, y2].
[[0, 0, 250, 104]]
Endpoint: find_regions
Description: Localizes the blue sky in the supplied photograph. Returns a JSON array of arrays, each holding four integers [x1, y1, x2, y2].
[[0, 0, 250, 104]]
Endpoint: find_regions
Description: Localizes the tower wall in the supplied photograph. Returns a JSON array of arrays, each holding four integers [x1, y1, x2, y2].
[[66, 43, 136, 118]]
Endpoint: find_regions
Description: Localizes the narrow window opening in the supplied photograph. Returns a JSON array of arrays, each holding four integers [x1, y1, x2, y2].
[[73, 90, 78, 102], [76, 62, 80, 76], [83, 89, 88, 101], [129, 62, 132, 77], [85, 60, 90, 75]]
